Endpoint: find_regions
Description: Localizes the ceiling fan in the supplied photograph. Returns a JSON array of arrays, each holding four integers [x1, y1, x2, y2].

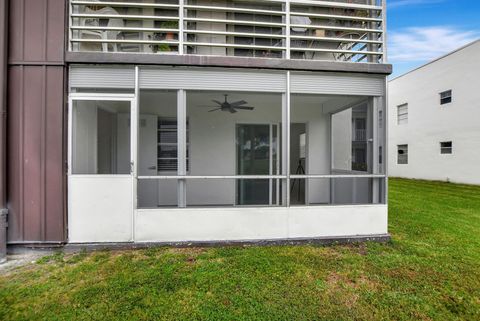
[[206, 95, 255, 113]]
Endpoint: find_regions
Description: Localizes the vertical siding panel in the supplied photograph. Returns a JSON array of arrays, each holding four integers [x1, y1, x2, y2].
[[46, 0, 66, 62], [23, 0, 46, 62], [41, 66, 47, 241], [22, 67, 43, 241], [0, 0, 8, 213], [45, 67, 65, 241], [43, 1, 48, 63], [7, 0, 23, 61], [7, 67, 22, 241]]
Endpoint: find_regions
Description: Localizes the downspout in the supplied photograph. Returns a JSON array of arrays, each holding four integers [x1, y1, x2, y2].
[[0, 0, 8, 263]]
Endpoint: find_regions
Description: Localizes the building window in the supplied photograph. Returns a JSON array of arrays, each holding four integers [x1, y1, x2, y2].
[[157, 118, 189, 172], [440, 141, 452, 154], [397, 103, 408, 125], [440, 90, 452, 105], [397, 144, 408, 164]]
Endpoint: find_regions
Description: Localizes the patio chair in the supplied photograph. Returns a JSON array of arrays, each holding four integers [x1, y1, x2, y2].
[[290, 15, 312, 59], [81, 6, 124, 52]]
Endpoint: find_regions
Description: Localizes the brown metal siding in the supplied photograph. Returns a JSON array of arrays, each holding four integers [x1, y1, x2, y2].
[[0, 0, 7, 210], [8, 0, 65, 64], [7, 0, 66, 243], [1, 0, 8, 259]]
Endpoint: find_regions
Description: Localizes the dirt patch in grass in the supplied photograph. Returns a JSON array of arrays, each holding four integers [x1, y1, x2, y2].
[[166, 247, 207, 255]]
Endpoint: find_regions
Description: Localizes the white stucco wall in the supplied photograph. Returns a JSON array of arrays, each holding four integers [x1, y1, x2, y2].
[[135, 205, 388, 242], [388, 40, 480, 185], [69, 176, 133, 242]]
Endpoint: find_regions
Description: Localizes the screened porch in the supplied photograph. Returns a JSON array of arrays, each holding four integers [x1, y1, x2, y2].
[[67, 65, 387, 242]]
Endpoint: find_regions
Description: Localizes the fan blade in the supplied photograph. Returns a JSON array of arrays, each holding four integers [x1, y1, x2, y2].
[[212, 100, 223, 106], [229, 100, 247, 107], [229, 107, 237, 113], [233, 106, 255, 110], [208, 108, 222, 112]]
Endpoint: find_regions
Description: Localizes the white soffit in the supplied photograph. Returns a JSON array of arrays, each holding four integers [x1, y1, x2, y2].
[[69, 66, 385, 96], [291, 72, 385, 96]]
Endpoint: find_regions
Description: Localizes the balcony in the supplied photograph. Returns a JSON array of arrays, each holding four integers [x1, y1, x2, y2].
[[69, 0, 385, 63]]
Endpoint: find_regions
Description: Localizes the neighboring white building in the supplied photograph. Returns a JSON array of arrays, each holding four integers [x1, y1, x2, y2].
[[388, 40, 480, 185]]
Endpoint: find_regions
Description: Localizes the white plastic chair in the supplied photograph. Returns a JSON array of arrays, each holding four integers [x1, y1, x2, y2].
[[81, 6, 124, 52]]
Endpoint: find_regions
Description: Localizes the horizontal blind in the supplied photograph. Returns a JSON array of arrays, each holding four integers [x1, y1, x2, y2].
[[70, 67, 135, 89], [70, 67, 386, 96], [139, 68, 286, 92], [290, 72, 385, 96]]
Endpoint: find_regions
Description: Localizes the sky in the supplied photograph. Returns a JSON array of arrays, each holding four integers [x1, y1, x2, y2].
[[387, 0, 480, 78]]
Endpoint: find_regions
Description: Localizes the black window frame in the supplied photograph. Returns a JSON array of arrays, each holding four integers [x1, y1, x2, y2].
[[440, 90, 452, 105], [440, 141, 453, 154], [397, 144, 408, 164]]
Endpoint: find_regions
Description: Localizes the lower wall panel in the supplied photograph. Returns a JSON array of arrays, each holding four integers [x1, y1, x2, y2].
[[68, 176, 133, 243], [134, 205, 388, 243]]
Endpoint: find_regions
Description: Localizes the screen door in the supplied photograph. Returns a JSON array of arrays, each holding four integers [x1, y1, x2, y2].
[[68, 94, 136, 242]]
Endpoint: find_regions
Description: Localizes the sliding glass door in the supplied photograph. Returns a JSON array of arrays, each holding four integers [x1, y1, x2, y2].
[[236, 124, 280, 205]]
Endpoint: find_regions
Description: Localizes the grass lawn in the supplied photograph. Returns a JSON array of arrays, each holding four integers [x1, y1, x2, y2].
[[1, 178, 480, 320]]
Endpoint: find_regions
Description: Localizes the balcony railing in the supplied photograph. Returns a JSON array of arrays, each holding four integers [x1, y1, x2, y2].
[[69, 0, 385, 63]]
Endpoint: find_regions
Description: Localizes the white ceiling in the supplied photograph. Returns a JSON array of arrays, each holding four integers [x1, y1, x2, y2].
[[137, 90, 365, 115]]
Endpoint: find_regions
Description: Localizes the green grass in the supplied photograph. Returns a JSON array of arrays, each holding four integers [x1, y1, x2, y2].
[[1, 178, 479, 320]]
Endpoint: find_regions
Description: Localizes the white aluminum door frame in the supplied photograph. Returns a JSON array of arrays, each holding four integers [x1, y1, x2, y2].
[[68, 93, 137, 241]]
